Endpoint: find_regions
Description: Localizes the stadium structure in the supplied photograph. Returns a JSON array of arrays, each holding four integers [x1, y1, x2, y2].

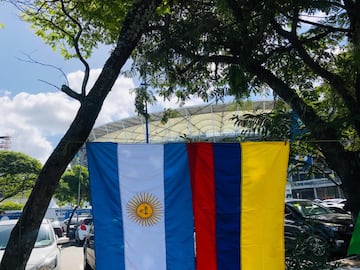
[[85, 101, 343, 200], [0, 136, 11, 150], [88, 101, 272, 144]]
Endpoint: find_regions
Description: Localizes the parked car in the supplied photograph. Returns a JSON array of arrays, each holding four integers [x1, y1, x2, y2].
[[0, 219, 62, 270], [61, 217, 78, 239], [327, 206, 350, 215], [285, 199, 354, 258], [75, 217, 93, 246], [62, 215, 91, 240], [51, 220, 64, 238], [285, 218, 331, 258], [83, 224, 95, 270], [320, 198, 348, 212]]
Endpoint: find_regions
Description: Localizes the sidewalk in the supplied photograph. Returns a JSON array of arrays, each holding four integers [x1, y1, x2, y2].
[[336, 256, 360, 269]]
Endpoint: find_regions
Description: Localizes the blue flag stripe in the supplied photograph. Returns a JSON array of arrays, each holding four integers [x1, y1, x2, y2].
[[164, 144, 195, 269], [214, 143, 241, 269], [87, 142, 125, 270]]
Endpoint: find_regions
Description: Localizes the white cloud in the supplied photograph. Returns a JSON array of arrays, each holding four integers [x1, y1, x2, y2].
[[1, 67, 212, 164], [0, 69, 136, 163], [85, 69, 137, 126], [154, 95, 207, 111]]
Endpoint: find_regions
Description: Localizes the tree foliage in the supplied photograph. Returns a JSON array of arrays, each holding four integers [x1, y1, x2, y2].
[[127, 0, 360, 216], [0, 201, 24, 211], [65, 0, 360, 217], [18, 0, 131, 59], [54, 165, 90, 206], [0, 151, 41, 203]]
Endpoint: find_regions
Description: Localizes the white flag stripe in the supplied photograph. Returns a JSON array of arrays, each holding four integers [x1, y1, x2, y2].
[[117, 144, 166, 270]]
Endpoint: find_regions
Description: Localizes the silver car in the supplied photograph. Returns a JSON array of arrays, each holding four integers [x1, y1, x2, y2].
[[0, 219, 62, 270]]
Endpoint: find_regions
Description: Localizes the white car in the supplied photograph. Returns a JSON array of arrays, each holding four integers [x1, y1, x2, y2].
[[320, 198, 347, 209], [74, 217, 93, 246], [0, 219, 62, 270]]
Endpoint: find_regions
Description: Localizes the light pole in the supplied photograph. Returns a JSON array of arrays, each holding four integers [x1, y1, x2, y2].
[[144, 100, 149, 144], [76, 153, 82, 208], [140, 74, 150, 144]]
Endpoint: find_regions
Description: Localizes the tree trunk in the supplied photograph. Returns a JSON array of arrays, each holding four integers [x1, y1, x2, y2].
[[0, 1, 162, 269], [320, 144, 360, 220], [249, 62, 360, 219]]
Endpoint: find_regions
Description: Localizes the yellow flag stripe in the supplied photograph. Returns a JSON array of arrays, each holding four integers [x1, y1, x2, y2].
[[241, 142, 289, 270]]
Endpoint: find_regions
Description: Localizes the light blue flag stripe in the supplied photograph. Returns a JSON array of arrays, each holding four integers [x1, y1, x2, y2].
[[164, 144, 195, 270], [87, 142, 125, 270], [118, 144, 167, 269]]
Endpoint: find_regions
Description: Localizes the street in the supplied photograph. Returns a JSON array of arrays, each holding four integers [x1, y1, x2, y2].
[[60, 242, 83, 270], [58, 241, 360, 270]]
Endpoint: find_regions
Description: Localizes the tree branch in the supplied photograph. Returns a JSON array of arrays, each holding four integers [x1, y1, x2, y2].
[[247, 62, 345, 144], [16, 53, 69, 88], [343, 0, 360, 114], [294, 16, 349, 33], [272, 21, 360, 128], [61, 85, 83, 101], [16, 0, 90, 98], [59, 0, 90, 97], [317, 0, 346, 9]]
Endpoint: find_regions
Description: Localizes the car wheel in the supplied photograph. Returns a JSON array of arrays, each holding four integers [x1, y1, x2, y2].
[[84, 260, 92, 270], [305, 235, 328, 257], [76, 238, 84, 247]]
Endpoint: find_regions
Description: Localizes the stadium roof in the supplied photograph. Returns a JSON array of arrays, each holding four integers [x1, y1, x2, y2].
[[88, 101, 274, 144]]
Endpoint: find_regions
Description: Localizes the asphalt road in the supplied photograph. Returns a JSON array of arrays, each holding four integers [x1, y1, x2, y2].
[[58, 239, 360, 270], [60, 241, 84, 270]]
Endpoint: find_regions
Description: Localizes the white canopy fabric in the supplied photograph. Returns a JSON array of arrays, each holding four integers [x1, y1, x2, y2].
[[88, 101, 273, 144]]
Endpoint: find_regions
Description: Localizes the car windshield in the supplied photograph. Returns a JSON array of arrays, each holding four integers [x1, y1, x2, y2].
[[83, 218, 93, 225], [0, 223, 53, 250], [288, 200, 332, 217]]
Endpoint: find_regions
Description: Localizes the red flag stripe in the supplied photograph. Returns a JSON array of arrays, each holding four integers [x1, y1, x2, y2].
[[187, 143, 217, 270]]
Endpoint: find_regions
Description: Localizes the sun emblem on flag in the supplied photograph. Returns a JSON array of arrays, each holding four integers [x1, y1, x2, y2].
[[127, 193, 163, 226]]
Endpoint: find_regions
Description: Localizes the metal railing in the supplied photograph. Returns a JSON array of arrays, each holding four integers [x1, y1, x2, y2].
[[290, 177, 341, 190]]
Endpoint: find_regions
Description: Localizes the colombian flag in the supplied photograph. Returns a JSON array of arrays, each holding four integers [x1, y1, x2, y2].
[[87, 142, 289, 270]]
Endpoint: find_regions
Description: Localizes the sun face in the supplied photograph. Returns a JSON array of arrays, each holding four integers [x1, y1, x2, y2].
[[127, 193, 163, 226]]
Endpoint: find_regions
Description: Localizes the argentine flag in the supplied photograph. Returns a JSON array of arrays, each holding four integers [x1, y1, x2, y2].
[[87, 142, 289, 270]]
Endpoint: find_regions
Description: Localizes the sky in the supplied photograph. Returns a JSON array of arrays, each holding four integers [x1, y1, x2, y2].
[[0, 3, 208, 163]]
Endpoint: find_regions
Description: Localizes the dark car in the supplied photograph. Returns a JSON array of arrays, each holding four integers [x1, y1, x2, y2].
[[285, 218, 331, 258], [83, 224, 95, 270], [63, 215, 91, 240], [51, 220, 64, 238], [61, 217, 78, 239], [285, 199, 354, 258]]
